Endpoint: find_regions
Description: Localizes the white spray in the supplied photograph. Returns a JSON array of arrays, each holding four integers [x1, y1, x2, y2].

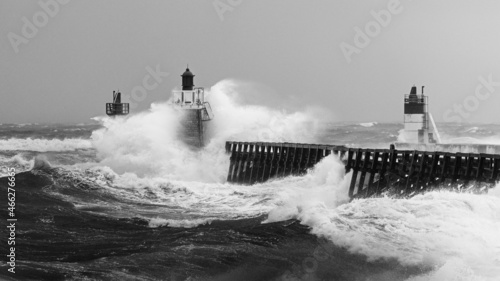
[[90, 80, 329, 182]]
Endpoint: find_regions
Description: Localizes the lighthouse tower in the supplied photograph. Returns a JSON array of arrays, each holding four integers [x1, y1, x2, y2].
[[172, 67, 213, 148], [402, 86, 436, 144], [106, 90, 129, 116]]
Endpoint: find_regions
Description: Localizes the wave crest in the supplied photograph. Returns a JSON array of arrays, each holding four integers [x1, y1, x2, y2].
[[0, 138, 92, 152]]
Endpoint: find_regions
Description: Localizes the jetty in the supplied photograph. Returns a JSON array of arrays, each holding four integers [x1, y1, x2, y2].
[[224, 85, 500, 198], [225, 141, 499, 198]]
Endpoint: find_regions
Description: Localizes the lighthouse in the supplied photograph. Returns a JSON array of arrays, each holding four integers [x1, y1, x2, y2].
[[172, 67, 213, 148], [106, 90, 129, 116], [401, 86, 437, 144]]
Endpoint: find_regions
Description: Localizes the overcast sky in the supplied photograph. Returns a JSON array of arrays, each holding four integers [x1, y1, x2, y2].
[[1, 0, 500, 124]]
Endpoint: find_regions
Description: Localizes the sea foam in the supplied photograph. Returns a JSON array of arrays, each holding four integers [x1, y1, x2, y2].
[[90, 79, 328, 182], [0, 138, 92, 152]]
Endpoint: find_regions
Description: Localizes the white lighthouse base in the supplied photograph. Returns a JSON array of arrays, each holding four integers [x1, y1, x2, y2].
[[179, 109, 206, 148]]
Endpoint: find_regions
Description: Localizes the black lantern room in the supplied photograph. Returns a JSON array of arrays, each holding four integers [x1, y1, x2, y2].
[[181, 67, 195, 91]]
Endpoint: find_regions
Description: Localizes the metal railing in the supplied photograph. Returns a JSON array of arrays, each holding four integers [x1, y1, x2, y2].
[[106, 103, 129, 116], [404, 94, 427, 104], [172, 88, 205, 108]]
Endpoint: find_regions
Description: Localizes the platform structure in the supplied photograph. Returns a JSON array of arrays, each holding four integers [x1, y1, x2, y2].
[[225, 141, 500, 199], [172, 68, 213, 148], [400, 86, 438, 144], [106, 91, 129, 116], [395, 85, 500, 153]]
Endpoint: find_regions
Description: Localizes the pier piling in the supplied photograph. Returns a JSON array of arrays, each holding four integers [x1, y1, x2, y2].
[[225, 141, 499, 198]]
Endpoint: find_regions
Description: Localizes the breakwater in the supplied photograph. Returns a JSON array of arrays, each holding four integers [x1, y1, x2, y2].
[[225, 141, 500, 198]]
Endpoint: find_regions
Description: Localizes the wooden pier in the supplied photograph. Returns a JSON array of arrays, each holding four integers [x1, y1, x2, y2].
[[225, 141, 500, 198]]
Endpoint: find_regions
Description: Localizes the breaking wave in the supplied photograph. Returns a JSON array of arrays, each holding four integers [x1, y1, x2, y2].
[[89, 80, 329, 182], [0, 154, 34, 176], [266, 157, 500, 281], [0, 137, 92, 152]]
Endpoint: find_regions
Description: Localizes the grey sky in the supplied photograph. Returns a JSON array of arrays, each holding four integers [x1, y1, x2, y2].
[[1, 0, 500, 124]]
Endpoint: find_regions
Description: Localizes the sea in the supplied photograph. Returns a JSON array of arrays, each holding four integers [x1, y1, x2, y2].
[[1, 81, 500, 281]]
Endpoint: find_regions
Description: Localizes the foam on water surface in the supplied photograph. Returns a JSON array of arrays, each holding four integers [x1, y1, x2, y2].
[[2, 80, 500, 280]]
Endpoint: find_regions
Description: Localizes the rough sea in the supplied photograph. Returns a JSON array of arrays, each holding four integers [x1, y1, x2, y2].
[[1, 81, 500, 281]]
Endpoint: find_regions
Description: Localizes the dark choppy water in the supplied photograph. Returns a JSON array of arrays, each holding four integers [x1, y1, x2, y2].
[[1, 99, 500, 280]]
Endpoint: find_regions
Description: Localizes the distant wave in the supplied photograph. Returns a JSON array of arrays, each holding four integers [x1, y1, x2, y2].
[[147, 217, 213, 228], [359, 122, 378, 127], [463, 126, 480, 133], [0, 138, 92, 152], [440, 136, 500, 145]]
